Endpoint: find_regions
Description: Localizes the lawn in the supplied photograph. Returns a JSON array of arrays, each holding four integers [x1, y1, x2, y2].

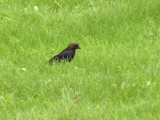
[[0, 0, 160, 119]]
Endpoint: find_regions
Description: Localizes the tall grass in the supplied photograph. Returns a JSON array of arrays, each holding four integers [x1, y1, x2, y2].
[[0, 0, 160, 119]]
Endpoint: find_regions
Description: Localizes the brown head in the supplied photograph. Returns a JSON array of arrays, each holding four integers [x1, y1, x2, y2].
[[66, 42, 81, 50]]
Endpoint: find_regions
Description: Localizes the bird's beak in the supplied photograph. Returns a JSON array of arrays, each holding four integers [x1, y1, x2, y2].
[[77, 45, 81, 49]]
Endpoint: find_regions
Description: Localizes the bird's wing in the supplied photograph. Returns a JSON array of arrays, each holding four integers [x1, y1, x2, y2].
[[56, 50, 72, 59], [49, 50, 74, 63]]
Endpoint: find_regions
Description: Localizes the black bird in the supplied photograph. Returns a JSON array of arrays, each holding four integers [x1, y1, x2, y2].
[[49, 42, 80, 63]]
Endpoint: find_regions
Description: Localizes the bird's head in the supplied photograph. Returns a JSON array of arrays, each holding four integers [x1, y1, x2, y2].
[[67, 42, 81, 50]]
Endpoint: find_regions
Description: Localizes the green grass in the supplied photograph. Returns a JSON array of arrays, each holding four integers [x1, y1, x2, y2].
[[0, 0, 160, 119]]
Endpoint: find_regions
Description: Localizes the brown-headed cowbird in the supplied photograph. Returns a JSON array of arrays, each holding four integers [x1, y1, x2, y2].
[[49, 42, 80, 63]]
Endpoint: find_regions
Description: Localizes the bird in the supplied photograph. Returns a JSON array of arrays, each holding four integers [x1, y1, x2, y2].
[[49, 42, 80, 64]]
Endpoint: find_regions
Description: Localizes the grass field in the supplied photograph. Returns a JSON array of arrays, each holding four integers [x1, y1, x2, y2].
[[0, 0, 160, 119]]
